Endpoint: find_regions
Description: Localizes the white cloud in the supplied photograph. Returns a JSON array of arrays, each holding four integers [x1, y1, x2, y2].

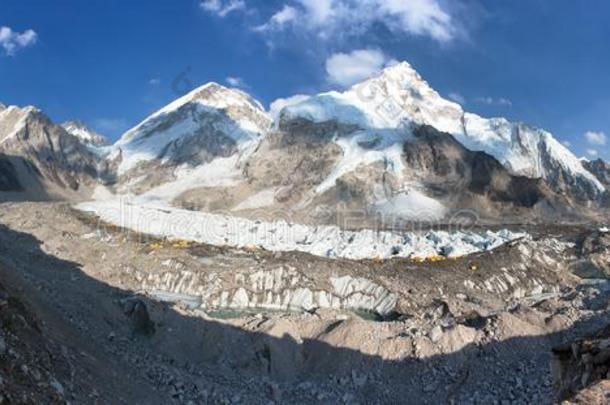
[[269, 94, 311, 121], [299, 0, 334, 25], [447, 92, 465, 105], [584, 131, 606, 146], [586, 149, 599, 157], [562, 140, 572, 148], [255, 5, 299, 31], [0, 26, 38, 56], [325, 49, 396, 87], [225, 76, 248, 88], [378, 0, 455, 42], [200, 0, 246, 17], [148, 78, 161, 85], [256, 0, 460, 43], [274, 5, 299, 25], [475, 96, 512, 107]]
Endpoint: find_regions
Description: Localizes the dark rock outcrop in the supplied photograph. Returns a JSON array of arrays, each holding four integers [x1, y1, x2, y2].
[[552, 324, 610, 403], [404, 125, 553, 209], [583, 159, 610, 188]]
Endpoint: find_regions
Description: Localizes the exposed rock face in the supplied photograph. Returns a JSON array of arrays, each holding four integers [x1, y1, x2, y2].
[[235, 121, 563, 223], [538, 143, 604, 202], [552, 324, 610, 403], [403, 125, 556, 209], [0, 155, 24, 192], [243, 126, 343, 205], [0, 106, 101, 200], [583, 159, 610, 208], [583, 159, 610, 188], [171, 117, 584, 224]]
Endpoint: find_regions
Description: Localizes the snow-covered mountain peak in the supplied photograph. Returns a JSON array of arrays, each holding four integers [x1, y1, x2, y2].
[[282, 61, 463, 133], [2, 104, 40, 117], [62, 120, 109, 146], [0, 105, 42, 146], [280, 60, 605, 199], [148, 82, 265, 124], [113, 82, 272, 176], [120, 82, 270, 144], [360, 61, 431, 94]]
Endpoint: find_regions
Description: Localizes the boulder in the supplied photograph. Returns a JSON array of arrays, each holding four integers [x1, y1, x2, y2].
[[552, 325, 610, 402], [571, 231, 610, 279], [120, 297, 155, 336]]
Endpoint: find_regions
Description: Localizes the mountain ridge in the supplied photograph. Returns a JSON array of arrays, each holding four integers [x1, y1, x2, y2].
[[62, 120, 109, 147], [0, 105, 101, 201], [281, 62, 605, 200], [0, 62, 607, 222]]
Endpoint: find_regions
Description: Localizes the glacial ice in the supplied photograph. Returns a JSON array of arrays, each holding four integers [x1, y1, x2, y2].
[[77, 199, 527, 261]]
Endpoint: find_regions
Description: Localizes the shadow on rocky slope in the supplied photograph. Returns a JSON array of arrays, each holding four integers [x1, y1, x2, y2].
[[0, 147, 103, 202], [0, 222, 608, 403]]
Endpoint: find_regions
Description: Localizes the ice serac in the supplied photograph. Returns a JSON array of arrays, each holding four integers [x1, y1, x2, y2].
[[62, 120, 109, 147], [281, 62, 606, 200], [112, 82, 272, 185], [138, 267, 398, 316]]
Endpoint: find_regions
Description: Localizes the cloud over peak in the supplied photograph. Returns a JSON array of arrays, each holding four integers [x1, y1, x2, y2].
[[377, 0, 456, 42], [225, 76, 248, 88], [0, 26, 38, 56], [584, 130, 607, 146], [325, 49, 397, 87]]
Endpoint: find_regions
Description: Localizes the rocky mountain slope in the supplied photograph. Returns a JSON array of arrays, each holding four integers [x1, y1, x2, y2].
[[117, 63, 606, 225], [0, 62, 607, 223], [583, 159, 610, 208], [1, 202, 610, 403], [583, 159, 610, 188], [169, 65, 606, 224], [0, 105, 102, 201], [553, 323, 610, 404], [109, 83, 271, 195], [280, 63, 605, 202], [210, 120, 565, 225]]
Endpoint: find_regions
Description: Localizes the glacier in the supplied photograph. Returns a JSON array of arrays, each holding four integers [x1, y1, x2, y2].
[[77, 199, 527, 261]]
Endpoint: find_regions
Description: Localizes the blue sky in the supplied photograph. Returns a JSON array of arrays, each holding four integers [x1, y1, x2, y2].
[[0, 0, 608, 160]]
